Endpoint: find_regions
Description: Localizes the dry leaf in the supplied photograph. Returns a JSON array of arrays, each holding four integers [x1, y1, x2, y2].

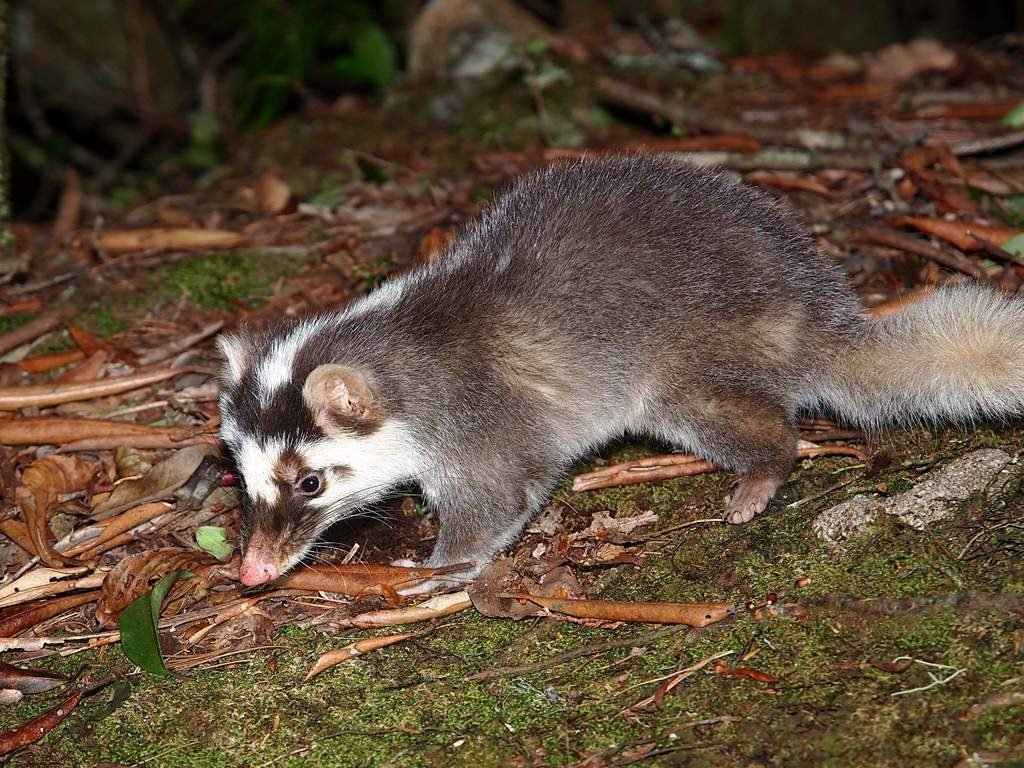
[[88, 228, 244, 253], [95, 547, 235, 627], [15, 455, 97, 566], [255, 172, 292, 215], [304, 632, 416, 681], [352, 590, 472, 629], [93, 444, 217, 518]]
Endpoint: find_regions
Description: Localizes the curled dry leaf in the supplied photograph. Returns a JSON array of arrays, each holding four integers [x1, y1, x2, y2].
[[0, 368, 189, 411], [0, 689, 83, 756], [92, 444, 217, 518], [0, 662, 67, 695], [277, 563, 459, 598], [96, 547, 237, 627], [304, 632, 417, 682], [0, 590, 102, 637], [714, 659, 778, 684], [0, 566, 101, 609], [469, 559, 589, 621], [498, 593, 733, 627], [0, 417, 197, 447], [352, 590, 472, 629], [892, 216, 1020, 251], [15, 455, 97, 566]]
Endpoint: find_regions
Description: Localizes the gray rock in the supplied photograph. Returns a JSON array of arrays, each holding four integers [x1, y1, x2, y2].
[[812, 449, 1014, 545]]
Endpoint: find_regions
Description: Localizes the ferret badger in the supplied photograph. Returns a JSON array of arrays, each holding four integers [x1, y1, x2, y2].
[[218, 155, 1024, 586]]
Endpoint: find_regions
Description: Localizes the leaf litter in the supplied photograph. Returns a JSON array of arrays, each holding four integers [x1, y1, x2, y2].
[[0, 25, 1023, 764]]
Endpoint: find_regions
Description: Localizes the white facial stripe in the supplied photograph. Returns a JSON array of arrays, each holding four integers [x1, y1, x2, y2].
[[256, 316, 336, 407], [237, 436, 285, 505], [298, 420, 421, 518], [218, 393, 243, 447]]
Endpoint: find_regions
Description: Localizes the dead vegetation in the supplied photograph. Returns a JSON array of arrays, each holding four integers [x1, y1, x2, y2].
[[0, 20, 1023, 768]]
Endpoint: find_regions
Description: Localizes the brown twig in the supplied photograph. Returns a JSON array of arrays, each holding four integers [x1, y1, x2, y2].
[[843, 227, 983, 278], [0, 307, 76, 356], [0, 368, 193, 411], [573, 441, 868, 492]]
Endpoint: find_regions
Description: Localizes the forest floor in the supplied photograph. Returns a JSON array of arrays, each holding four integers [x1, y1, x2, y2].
[[1, 31, 1024, 768]]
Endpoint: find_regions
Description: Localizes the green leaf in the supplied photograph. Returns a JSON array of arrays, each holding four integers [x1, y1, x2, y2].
[[195, 526, 234, 561], [118, 571, 184, 676], [1001, 233, 1024, 256], [1002, 101, 1024, 128], [333, 23, 396, 92]]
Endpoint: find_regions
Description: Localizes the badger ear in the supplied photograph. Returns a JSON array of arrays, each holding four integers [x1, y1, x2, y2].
[[216, 333, 251, 386], [303, 364, 379, 432]]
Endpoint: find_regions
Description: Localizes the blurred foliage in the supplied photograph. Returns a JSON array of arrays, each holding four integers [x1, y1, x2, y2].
[[175, 0, 399, 127]]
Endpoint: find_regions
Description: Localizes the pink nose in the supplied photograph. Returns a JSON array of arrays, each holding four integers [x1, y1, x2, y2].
[[239, 553, 279, 586]]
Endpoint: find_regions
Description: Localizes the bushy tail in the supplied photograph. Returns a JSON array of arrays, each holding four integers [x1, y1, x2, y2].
[[811, 284, 1024, 428]]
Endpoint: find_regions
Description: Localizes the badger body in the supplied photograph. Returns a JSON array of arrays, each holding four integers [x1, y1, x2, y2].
[[218, 155, 1024, 586]]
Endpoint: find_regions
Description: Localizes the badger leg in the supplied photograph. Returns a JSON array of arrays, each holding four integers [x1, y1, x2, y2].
[[649, 396, 797, 524]]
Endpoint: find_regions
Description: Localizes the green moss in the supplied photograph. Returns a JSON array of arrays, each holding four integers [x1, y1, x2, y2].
[[146, 251, 303, 311], [0, 312, 31, 335], [10, 424, 1024, 767]]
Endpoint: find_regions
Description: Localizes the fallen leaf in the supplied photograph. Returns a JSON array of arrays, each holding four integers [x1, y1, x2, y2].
[[254, 171, 292, 215], [352, 590, 472, 628], [277, 563, 459, 598], [195, 526, 233, 561], [469, 559, 588, 621], [0, 590, 101, 637], [714, 659, 778, 684], [892, 216, 1020, 251], [865, 39, 956, 83], [93, 444, 217, 518], [15, 455, 97, 566], [304, 632, 417, 681], [96, 548, 233, 627], [498, 593, 733, 626], [0, 662, 67, 695], [0, 689, 83, 756], [574, 510, 658, 540], [118, 571, 184, 676], [0, 566, 101, 609], [0, 368, 190, 411], [0, 417, 197, 447], [84, 228, 244, 254]]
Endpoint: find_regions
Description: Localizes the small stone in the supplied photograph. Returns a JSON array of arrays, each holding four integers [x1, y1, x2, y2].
[[812, 449, 1013, 546]]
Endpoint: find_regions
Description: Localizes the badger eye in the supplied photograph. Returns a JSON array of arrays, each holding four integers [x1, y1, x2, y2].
[[297, 473, 323, 496]]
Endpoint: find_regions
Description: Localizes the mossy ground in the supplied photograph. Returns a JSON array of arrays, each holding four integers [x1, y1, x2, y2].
[[5, 67, 1024, 766], [6, 423, 1023, 768]]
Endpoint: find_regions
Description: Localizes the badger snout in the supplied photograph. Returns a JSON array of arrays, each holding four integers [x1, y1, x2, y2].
[[239, 547, 280, 586]]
